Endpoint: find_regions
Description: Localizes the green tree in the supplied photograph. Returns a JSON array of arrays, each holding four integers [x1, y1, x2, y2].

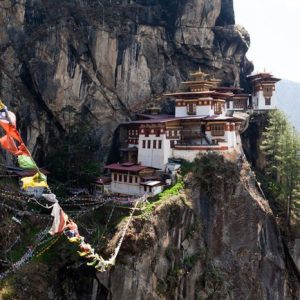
[[46, 121, 101, 188], [261, 110, 300, 228]]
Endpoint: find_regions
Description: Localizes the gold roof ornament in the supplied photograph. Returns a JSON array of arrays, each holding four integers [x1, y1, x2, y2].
[[0, 100, 6, 111], [190, 70, 209, 80]]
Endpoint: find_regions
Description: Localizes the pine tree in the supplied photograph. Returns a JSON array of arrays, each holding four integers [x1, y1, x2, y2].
[[261, 111, 300, 228]]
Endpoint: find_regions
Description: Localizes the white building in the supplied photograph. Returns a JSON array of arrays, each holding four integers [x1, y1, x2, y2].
[[248, 72, 281, 110], [105, 162, 163, 196]]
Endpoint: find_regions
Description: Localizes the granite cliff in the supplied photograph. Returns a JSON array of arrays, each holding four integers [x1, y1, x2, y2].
[[1, 154, 299, 299], [94, 156, 300, 299], [2, 2, 298, 300], [0, 0, 252, 164]]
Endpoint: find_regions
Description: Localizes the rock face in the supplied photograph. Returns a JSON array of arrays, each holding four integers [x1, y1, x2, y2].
[[241, 112, 269, 171], [0, 0, 253, 163], [95, 157, 300, 299]]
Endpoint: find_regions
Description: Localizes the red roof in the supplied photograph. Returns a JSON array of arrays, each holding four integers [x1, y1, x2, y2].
[[95, 176, 111, 185], [105, 163, 154, 172], [214, 87, 243, 92], [232, 93, 251, 98], [164, 91, 233, 99], [248, 72, 281, 83], [125, 117, 177, 124], [137, 114, 174, 120]]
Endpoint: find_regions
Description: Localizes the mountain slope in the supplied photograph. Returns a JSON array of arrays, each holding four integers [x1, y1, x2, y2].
[[276, 79, 300, 131]]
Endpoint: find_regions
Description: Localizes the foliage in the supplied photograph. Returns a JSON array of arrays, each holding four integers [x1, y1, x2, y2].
[[180, 159, 194, 176], [142, 181, 184, 213], [9, 221, 41, 262], [260, 110, 300, 228], [45, 119, 101, 188], [201, 262, 229, 298], [183, 252, 201, 269], [192, 153, 239, 196]]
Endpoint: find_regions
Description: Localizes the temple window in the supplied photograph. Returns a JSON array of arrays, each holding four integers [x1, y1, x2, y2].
[[124, 175, 127, 182], [129, 176, 133, 183], [135, 176, 138, 183], [187, 103, 196, 115], [153, 140, 157, 149], [158, 140, 162, 149], [147, 140, 151, 148], [265, 97, 271, 105], [118, 174, 122, 182], [233, 99, 246, 109], [142, 140, 146, 148], [114, 174, 117, 181], [156, 129, 160, 137], [214, 103, 223, 114], [211, 124, 225, 136]]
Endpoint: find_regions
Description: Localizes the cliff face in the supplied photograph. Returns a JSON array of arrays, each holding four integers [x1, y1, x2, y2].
[[95, 157, 299, 299], [1, 155, 299, 299], [0, 0, 252, 162]]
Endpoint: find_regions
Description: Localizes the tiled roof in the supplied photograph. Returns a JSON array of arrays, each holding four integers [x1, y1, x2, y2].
[[140, 180, 163, 186], [105, 163, 154, 172], [95, 176, 111, 185], [164, 91, 234, 98]]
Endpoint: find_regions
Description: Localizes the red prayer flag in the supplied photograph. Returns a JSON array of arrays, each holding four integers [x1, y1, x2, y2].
[[0, 121, 23, 143], [0, 135, 19, 155]]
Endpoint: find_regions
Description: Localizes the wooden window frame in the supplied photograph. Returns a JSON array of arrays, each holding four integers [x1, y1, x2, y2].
[[214, 103, 223, 115], [211, 124, 225, 136], [187, 103, 196, 115], [265, 97, 271, 105]]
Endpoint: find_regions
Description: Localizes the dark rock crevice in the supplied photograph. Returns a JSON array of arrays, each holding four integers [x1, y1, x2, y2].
[[0, 0, 252, 164]]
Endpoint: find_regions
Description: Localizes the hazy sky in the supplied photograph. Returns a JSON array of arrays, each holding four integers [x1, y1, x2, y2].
[[234, 0, 300, 83]]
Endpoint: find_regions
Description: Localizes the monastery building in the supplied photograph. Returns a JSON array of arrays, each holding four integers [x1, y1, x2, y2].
[[104, 71, 280, 196]]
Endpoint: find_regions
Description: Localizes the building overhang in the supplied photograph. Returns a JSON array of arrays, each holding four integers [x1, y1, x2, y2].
[[140, 180, 163, 187]]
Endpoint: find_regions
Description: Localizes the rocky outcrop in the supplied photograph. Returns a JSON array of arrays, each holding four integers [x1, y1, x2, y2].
[[1, 155, 299, 299], [241, 112, 269, 171], [95, 156, 299, 299], [0, 0, 253, 164]]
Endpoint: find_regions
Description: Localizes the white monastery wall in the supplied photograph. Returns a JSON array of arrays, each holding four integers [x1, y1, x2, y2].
[[253, 91, 276, 110], [138, 134, 170, 170], [196, 105, 214, 116], [172, 149, 200, 162], [175, 107, 187, 117], [224, 130, 237, 148], [111, 181, 142, 196]]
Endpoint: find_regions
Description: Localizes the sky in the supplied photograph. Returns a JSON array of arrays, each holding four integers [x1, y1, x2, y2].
[[234, 0, 300, 83]]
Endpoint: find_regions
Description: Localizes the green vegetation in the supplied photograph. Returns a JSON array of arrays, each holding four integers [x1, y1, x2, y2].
[[142, 181, 184, 213], [180, 159, 194, 176], [192, 153, 239, 196], [45, 115, 102, 188], [183, 252, 201, 269], [260, 110, 300, 228], [9, 221, 41, 262], [201, 262, 229, 298]]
